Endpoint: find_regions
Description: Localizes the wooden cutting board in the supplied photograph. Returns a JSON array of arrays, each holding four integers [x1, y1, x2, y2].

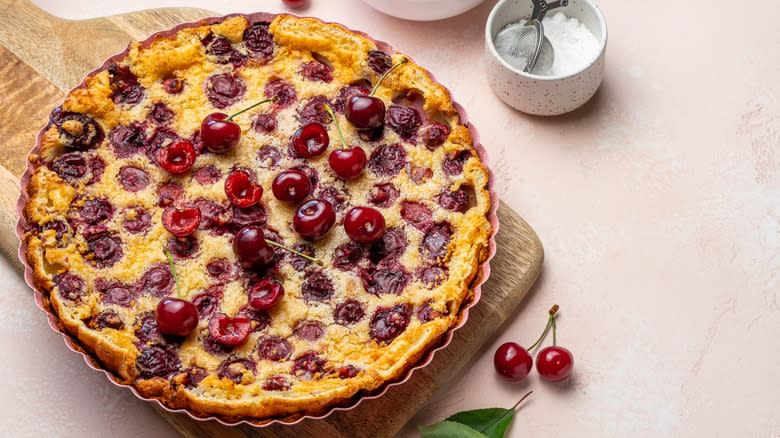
[[0, 1, 544, 436]]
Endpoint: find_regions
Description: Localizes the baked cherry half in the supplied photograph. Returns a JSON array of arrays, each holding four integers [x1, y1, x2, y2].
[[155, 139, 196, 174], [343, 206, 386, 243], [208, 312, 251, 346], [162, 205, 201, 237], [233, 225, 275, 269], [293, 198, 336, 241], [156, 298, 198, 337], [345, 59, 407, 130], [271, 169, 312, 204], [292, 122, 329, 158], [201, 99, 272, 153], [248, 278, 284, 310], [224, 169, 262, 208]]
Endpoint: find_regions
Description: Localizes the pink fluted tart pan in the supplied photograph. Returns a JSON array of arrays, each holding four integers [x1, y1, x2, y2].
[[16, 12, 498, 427]]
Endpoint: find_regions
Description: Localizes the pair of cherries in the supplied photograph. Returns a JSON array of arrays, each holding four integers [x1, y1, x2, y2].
[[154, 99, 272, 175], [290, 104, 367, 181], [290, 59, 408, 180], [155, 245, 285, 340], [494, 305, 574, 382], [291, 201, 385, 244]]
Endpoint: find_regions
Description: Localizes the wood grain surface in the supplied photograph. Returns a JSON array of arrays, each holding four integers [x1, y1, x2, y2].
[[0, 1, 544, 436]]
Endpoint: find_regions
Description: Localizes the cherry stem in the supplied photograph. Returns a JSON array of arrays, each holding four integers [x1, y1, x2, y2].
[[264, 239, 323, 266], [226, 98, 273, 121], [476, 390, 533, 434], [370, 58, 408, 96], [323, 104, 349, 149], [164, 250, 181, 299], [526, 304, 559, 351]]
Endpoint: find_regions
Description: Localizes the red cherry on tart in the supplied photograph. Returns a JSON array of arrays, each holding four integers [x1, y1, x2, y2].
[[293, 199, 336, 241], [344, 206, 386, 243], [156, 250, 198, 337], [225, 169, 262, 208], [208, 312, 251, 346], [271, 169, 312, 204], [324, 104, 367, 180], [162, 205, 201, 237], [201, 99, 272, 153], [201, 113, 239, 153], [156, 298, 198, 337], [494, 342, 533, 381], [536, 346, 574, 382], [292, 122, 329, 158], [155, 139, 196, 174], [248, 278, 284, 310], [329, 147, 367, 180], [345, 95, 385, 130], [345, 59, 407, 129], [233, 225, 275, 269]]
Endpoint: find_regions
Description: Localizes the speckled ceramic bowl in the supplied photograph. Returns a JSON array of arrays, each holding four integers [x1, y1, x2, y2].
[[361, 0, 486, 21], [485, 0, 608, 116], [16, 12, 499, 428]]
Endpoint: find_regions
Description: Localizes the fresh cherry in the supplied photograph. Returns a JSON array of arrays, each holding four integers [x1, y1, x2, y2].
[[201, 99, 271, 153], [155, 250, 198, 337], [282, 0, 309, 7], [155, 139, 196, 174], [208, 312, 251, 346], [293, 199, 336, 241], [201, 113, 238, 153], [233, 225, 275, 269], [494, 342, 533, 381], [248, 278, 284, 310], [343, 206, 386, 243], [292, 122, 329, 158], [329, 147, 367, 180], [162, 205, 201, 237], [493, 305, 573, 382], [345, 59, 407, 130], [225, 169, 262, 208], [271, 169, 312, 204], [345, 96, 385, 130], [536, 346, 574, 382], [156, 298, 198, 337], [324, 104, 367, 180]]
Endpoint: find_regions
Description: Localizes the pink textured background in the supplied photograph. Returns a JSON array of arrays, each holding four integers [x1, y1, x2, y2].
[[1, 0, 778, 436]]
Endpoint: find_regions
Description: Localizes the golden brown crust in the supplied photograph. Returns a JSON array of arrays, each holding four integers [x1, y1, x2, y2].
[[22, 14, 492, 422]]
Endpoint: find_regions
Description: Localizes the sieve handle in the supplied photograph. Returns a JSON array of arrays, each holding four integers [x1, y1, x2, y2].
[[531, 0, 569, 20]]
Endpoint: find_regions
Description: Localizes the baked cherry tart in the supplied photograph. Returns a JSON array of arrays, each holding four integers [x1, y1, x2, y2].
[[21, 13, 492, 423]]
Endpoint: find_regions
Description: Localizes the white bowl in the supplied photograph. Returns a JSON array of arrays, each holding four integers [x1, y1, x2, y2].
[[361, 0, 486, 21], [485, 0, 608, 115]]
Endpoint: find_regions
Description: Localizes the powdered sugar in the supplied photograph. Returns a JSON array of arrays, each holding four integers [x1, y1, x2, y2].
[[493, 12, 600, 77], [542, 12, 600, 76]]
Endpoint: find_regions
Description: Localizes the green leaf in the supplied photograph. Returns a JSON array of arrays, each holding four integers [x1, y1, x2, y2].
[[446, 407, 515, 438], [420, 391, 531, 438], [419, 421, 489, 438]]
